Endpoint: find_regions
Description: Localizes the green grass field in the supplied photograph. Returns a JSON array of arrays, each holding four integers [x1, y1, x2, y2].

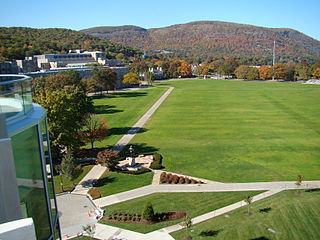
[[96, 171, 153, 196], [129, 80, 320, 182], [90, 87, 167, 148], [100, 191, 261, 233], [171, 190, 320, 240]]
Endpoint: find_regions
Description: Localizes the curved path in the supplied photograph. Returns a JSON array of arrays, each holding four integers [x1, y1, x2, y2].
[[73, 87, 174, 194]]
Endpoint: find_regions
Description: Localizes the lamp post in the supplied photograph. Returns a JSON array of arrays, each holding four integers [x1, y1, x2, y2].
[[129, 145, 134, 157], [59, 170, 64, 192]]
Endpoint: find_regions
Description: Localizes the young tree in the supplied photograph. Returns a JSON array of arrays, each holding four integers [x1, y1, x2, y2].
[[122, 72, 140, 85], [235, 65, 250, 79], [181, 215, 193, 240], [82, 224, 96, 239], [142, 202, 155, 222], [244, 195, 253, 215], [60, 152, 81, 185], [97, 149, 119, 171], [295, 175, 303, 193], [246, 67, 259, 80], [81, 114, 108, 149]]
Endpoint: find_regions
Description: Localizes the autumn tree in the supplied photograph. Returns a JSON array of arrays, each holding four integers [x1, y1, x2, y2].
[[312, 68, 320, 79], [81, 114, 108, 149], [272, 63, 286, 79], [178, 60, 192, 77], [196, 62, 209, 76], [144, 71, 155, 85], [259, 66, 272, 80], [129, 60, 148, 74], [122, 72, 140, 85], [246, 67, 259, 80], [295, 63, 312, 80], [97, 149, 119, 171]]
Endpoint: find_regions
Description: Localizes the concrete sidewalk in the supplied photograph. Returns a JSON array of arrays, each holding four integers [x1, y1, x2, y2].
[[94, 180, 320, 207]]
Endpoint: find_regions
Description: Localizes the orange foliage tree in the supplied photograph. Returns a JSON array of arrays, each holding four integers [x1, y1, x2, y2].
[[312, 68, 320, 79], [178, 60, 192, 77], [259, 66, 272, 80], [272, 63, 286, 79], [81, 114, 108, 149]]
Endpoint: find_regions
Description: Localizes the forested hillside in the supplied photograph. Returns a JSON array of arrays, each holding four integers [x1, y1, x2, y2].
[[82, 21, 320, 63], [0, 27, 141, 61]]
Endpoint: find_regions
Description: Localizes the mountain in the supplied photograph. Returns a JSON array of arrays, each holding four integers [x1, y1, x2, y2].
[[0, 27, 141, 61], [81, 21, 320, 62]]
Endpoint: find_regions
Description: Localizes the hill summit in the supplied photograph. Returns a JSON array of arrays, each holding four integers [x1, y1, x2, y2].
[[81, 21, 320, 62]]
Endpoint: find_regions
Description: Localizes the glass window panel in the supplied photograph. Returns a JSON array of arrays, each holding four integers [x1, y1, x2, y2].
[[11, 126, 52, 240]]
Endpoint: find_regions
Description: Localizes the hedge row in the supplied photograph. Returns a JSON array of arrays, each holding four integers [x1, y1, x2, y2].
[[160, 172, 205, 184]]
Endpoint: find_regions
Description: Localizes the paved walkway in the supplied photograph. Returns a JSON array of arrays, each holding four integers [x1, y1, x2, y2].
[[94, 180, 320, 207], [73, 87, 174, 194]]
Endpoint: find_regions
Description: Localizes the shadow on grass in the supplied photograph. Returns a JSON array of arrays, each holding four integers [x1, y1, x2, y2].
[[259, 207, 272, 213], [109, 127, 147, 136], [91, 91, 148, 100], [95, 105, 123, 115], [250, 237, 269, 240], [305, 188, 320, 192], [199, 229, 222, 237], [119, 143, 159, 157], [94, 176, 116, 187]]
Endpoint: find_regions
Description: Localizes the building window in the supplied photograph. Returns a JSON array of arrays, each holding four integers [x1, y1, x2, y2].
[[11, 126, 52, 240]]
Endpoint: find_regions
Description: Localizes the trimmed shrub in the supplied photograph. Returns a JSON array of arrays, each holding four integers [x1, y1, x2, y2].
[[142, 202, 155, 221], [179, 177, 185, 184], [87, 188, 101, 199], [150, 153, 164, 169], [172, 175, 179, 184]]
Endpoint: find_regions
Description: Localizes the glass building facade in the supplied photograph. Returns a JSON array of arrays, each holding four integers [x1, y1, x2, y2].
[[0, 75, 61, 240]]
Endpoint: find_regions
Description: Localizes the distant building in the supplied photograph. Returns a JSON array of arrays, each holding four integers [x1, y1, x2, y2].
[[0, 61, 19, 74], [16, 57, 39, 73], [34, 51, 107, 69]]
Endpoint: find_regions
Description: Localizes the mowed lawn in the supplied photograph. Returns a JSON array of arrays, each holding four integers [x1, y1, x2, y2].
[[171, 190, 320, 240], [101, 191, 261, 233], [131, 80, 320, 182], [89, 87, 167, 148]]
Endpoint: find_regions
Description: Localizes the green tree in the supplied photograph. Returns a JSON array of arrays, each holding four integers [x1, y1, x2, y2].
[[235, 65, 250, 79], [144, 71, 155, 85], [92, 67, 117, 93], [34, 86, 93, 153], [142, 202, 155, 222], [96, 149, 119, 171], [81, 77, 101, 94], [246, 67, 259, 80], [295, 63, 312, 80], [60, 152, 81, 185], [122, 72, 140, 85], [44, 70, 82, 91], [81, 114, 108, 149]]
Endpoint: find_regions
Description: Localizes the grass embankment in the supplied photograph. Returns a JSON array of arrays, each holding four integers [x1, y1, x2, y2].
[[96, 171, 154, 196], [131, 80, 320, 182], [100, 191, 262, 233], [171, 190, 320, 240]]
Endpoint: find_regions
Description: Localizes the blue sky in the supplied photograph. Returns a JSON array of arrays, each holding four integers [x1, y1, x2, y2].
[[1, 0, 320, 40]]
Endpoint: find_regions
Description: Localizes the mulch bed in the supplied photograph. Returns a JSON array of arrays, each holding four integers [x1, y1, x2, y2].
[[103, 211, 186, 224], [160, 172, 205, 184]]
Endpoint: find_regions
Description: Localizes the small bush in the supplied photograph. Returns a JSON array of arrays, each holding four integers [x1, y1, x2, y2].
[[87, 188, 101, 199], [185, 178, 191, 184]]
